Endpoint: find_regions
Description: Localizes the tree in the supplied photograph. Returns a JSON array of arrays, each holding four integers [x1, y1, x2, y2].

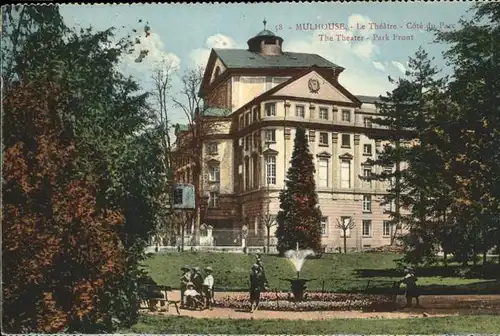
[[2, 5, 169, 330], [276, 126, 323, 256], [3, 78, 126, 333], [335, 217, 355, 254], [172, 67, 229, 247], [434, 2, 500, 265]]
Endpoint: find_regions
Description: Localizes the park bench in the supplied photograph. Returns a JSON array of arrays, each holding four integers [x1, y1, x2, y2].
[[140, 284, 181, 315]]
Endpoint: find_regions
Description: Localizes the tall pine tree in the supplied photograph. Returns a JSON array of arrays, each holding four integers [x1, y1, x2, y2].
[[276, 126, 322, 256]]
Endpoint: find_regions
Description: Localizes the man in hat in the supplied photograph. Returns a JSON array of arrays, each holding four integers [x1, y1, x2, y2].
[[191, 266, 204, 294], [249, 264, 265, 313], [203, 266, 215, 310], [400, 267, 420, 308], [180, 265, 191, 308]]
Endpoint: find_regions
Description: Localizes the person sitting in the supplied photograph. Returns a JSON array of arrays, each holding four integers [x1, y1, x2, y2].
[[203, 266, 215, 310], [180, 265, 191, 308], [184, 282, 203, 309], [400, 267, 420, 308], [191, 266, 204, 294]]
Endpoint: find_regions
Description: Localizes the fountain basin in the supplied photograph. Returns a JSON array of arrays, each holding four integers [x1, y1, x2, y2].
[[281, 278, 316, 301]]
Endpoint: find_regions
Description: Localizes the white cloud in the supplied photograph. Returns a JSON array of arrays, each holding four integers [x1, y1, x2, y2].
[[392, 61, 407, 74], [372, 61, 386, 71], [120, 31, 181, 82], [189, 34, 239, 67]]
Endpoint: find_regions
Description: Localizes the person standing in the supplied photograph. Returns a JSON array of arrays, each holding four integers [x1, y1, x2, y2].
[[180, 265, 191, 308], [249, 264, 265, 313], [400, 267, 420, 308], [203, 266, 215, 310], [191, 266, 204, 294], [255, 256, 269, 291]]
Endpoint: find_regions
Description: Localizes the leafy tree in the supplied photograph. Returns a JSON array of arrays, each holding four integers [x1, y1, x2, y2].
[[276, 126, 322, 256], [3, 78, 125, 333], [2, 4, 168, 330]]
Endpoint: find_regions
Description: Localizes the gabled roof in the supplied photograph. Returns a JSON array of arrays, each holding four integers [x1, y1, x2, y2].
[[235, 66, 361, 113], [213, 48, 342, 69]]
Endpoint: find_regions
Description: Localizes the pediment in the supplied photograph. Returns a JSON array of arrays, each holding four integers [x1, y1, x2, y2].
[[339, 152, 354, 160], [263, 148, 279, 156], [206, 159, 220, 165], [271, 71, 353, 103], [316, 151, 332, 158]]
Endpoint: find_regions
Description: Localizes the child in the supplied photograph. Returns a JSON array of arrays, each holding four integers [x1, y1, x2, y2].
[[203, 266, 215, 310], [400, 267, 420, 308], [180, 265, 191, 308], [184, 282, 202, 309]]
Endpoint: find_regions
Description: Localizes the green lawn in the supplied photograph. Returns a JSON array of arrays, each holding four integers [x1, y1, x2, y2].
[[143, 252, 499, 294], [121, 314, 500, 334]]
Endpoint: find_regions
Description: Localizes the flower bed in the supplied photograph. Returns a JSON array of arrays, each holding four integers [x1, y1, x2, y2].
[[215, 292, 397, 311]]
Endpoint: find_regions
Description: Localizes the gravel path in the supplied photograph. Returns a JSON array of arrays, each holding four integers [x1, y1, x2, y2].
[[148, 291, 500, 320]]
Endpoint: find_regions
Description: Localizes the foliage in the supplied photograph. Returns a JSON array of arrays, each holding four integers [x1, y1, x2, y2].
[[3, 79, 126, 333], [2, 4, 168, 332], [276, 126, 323, 256]]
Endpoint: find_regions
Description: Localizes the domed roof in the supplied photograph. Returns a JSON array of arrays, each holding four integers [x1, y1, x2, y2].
[[256, 29, 275, 37]]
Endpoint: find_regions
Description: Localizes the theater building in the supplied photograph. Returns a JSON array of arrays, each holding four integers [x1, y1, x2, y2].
[[174, 27, 399, 252]]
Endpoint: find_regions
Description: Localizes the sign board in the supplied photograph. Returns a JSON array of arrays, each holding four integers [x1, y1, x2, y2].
[[173, 183, 196, 210]]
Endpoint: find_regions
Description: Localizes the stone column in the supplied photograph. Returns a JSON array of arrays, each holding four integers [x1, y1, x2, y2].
[[332, 133, 339, 190], [353, 134, 361, 190]]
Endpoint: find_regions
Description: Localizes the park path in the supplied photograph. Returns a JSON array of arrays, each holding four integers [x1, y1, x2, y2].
[[152, 291, 500, 320]]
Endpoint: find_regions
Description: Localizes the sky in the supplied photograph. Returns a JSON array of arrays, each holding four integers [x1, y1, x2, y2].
[[59, 2, 475, 125]]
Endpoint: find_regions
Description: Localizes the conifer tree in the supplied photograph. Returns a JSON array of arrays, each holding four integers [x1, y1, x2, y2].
[[276, 126, 323, 256]]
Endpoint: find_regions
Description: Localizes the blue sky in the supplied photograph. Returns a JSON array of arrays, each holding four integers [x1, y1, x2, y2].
[[60, 2, 474, 124]]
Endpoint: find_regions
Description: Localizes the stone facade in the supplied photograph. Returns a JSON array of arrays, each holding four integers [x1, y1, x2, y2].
[[174, 28, 404, 250]]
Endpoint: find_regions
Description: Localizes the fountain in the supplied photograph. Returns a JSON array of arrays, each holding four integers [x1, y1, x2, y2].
[[281, 243, 316, 301]]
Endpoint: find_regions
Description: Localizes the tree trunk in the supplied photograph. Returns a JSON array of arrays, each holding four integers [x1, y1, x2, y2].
[[181, 222, 185, 252], [266, 226, 271, 254], [483, 250, 487, 266], [343, 234, 347, 254], [443, 252, 448, 267]]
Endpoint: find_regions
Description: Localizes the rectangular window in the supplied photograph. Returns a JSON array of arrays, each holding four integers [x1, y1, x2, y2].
[[208, 165, 220, 182], [362, 220, 372, 237], [208, 192, 219, 208], [253, 132, 260, 148], [244, 159, 250, 190], [342, 109, 351, 122], [384, 200, 393, 212], [341, 134, 350, 148], [207, 142, 218, 155], [265, 103, 276, 117], [364, 117, 372, 128], [318, 159, 329, 187], [245, 113, 251, 126], [295, 105, 305, 118], [253, 156, 260, 188], [383, 220, 392, 236], [340, 160, 351, 188], [239, 115, 244, 130], [245, 135, 250, 150], [363, 195, 372, 212], [265, 155, 276, 185], [363, 144, 372, 155], [319, 108, 329, 120], [253, 107, 259, 121], [265, 129, 276, 143], [384, 168, 393, 188], [321, 217, 328, 235], [319, 132, 329, 146], [363, 167, 372, 179], [340, 217, 352, 237]]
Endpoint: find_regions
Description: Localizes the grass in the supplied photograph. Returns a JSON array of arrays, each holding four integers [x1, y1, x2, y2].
[[120, 314, 500, 334], [143, 252, 498, 293]]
